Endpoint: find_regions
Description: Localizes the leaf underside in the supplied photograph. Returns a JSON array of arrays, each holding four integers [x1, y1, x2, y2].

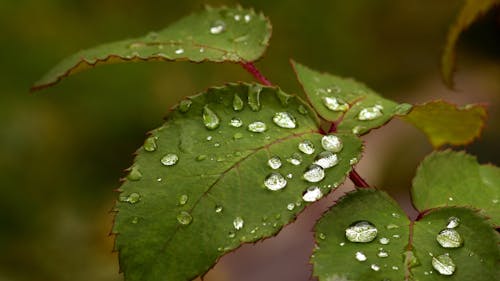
[[292, 61, 411, 136], [412, 150, 500, 227], [313, 189, 500, 281], [113, 83, 363, 281], [402, 100, 487, 148], [32, 6, 272, 91]]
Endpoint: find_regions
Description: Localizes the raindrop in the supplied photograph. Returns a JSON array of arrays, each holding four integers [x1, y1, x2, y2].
[[432, 254, 456, 276], [233, 35, 249, 43], [177, 211, 193, 225], [199, 47, 205, 53], [379, 237, 390, 245], [386, 224, 399, 230], [267, 156, 282, 169], [318, 233, 326, 240], [233, 94, 244, 111], [209, 20, 226, 34], [314, 151, 339, 169], [287, 153, 302, 165], [298, 140, 315, 154], [392, 266, 399, 271], [233, 133, 243, 140], [196, 154, 207, 161], [229, 117, 243, 127], [345, 221, 378, 243], [322, 96, 349, 112], [244, 14, 251, 22], [355, 251, 367, 262], [378, 249, 389, 258], [392, 234, 400, 239], [391, 212, 400, 218], [358, 105, 383, 120], [286, 173, 293, 179], [436, 229, 463, 248], [339, 242, 346, 246], [349, 157, 358, 165], [321, 135, 343, 152], [144, 137, 157, 152], [370, 264, 380, 271], [302, 186, 323, 202], [303, 164, 325, 183], [178, 194, 188, 205], [234, 14, 241, 21], [248, 84, 262, 111], [156, 177, 163, 182], [298, 105, 308, 115], [206, 136, 213, 141], [203, 105, 220, 130], [178, 99, 192, 113], [119, 192, 141, 204], [161, 153, 179, 166], [272, 112, 297, 129], [352, 125, 365, 135], [131, 217, 139, 224], [215, 205, 223, 213], [264, 172, 287, 191], [287, 203, 295, 211], [127, 166, 142, 181], [247, 121, 267, 133], [446, 216, 460, 229], [174, 48, 184, 55], [233, 216, 244, 230], [228, 231, 236, 238]]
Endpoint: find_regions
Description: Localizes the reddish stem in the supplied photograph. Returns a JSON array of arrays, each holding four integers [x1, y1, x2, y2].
[[349, 170, 370, 188]]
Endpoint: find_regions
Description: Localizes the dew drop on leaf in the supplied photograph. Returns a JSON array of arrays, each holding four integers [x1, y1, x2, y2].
[[233, 216, 244, 230], [267, 156, 282, 169], [379, 237, 390, 245], [303, 164, 325, 183], [202, 105, 220, 130], [313, 151, 339, 169], [196, 154, 207, 161], [248, 84, 262, 111], [386, 224, 399, 230], [174, 48, 184, 55], [232, 94, 244, 111], [436, 229, 463, 248], [119, 192, 141, 204], [127, 166, 142, 181], [377, 249, 389, 258], [209, 20, 226, 34], [247, 121, 267, 133], [349, 157, 358, 165], [446, 216, 460, 229], [322, 96, 349, 112], [228, 231, 236, 238], [233, 133, 243, 140], [229, 117, 243, 127], [264, 172, 287, 191], [287, 152, 302, 165], [318, 233, 326, 240], [287, 203, 295, 211], [272, 112, 297, 128], [302, 186, 323, 202], [215, 205, 223, 213], [161, 153, 179, 166], [346, 221, 378, 243], [178, 99, 192, 113], [298, 140, 315, 154], [144, 136, 157, 152], [244, 14, 251, 23], [370, 264, 380, 271], [432, 254, 456, 276], [321, 135, 343, 152], [177, 211, 192, 225], [355, 251, 367, 261], [358, 105, 383, 120], [298, 105, 308, 115], [178, 194, 188, 205]]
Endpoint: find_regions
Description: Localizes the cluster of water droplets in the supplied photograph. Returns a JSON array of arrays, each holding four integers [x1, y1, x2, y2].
[[429, 216, 462, 276]]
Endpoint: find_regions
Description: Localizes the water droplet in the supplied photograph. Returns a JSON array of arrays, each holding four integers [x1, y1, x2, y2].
[[436, 229, 463, 248], [233, 216, 244, 230], [448, 197, 454, 201], [379, 237, 390, 245], [233, 94, 244, 111], [174, 48, 184, 55], [179, 99, 192, 113], [244, 14, 251, 22], [203, 105, 220, 130], [128, 42, 145, 49], [322, 96, 349, 112], [228, 231, 236, 238], [127, 166, 142, 181], [267, 156, 282, 169], [206, 136, 213, 141], [272, 112, 297, 129], [378, 249, 389, 258], [392, 234, 400, 239], [233, 35, 249, 43], [355, 251, 367, 261], [432, 254, 456, 276], [303, 165, 325, 183], [313, 151, 339, 169], [391, 212, 400, 218], [302, 186, 323, 202], [287, 203, 295, 211], [358, 105, 383, 120], [161, 153, 179, 166], [345, 221, 378, 243], [196, 154, 207, 161], [386, 224, 399, 230], [446, 216, 460, 229], [209, 20, 226, 34], [229, 117, 243, 127], [394, 103, 412, 115], [215, 205, 223, 213], [143, 136, 157, 152], [352, 125, 365, 135], [286, 173, 293, 179], [119, 192, 141, 204], [287, 152, 302, 165], [370, 264, 380, 271], [318, 233, 326, 240], [177, 211, 192, 225], [247, 121, 267, 133], [349, 157, 358, 165], [248, 84, 262, 111], [298, 140, 315, 154], [178, 194, 188, 205], [131, 217, 139, 224], [298, 105, 308, 115], [264, 172, 287, 191], [199, 47, 205, 53], [339, 242, 345, 246], [156, 177, 163, 182], [321, 135, 343, 152], [392, 266, 399, 271], [234, 14, 241, 21], [233, 133, 243, 140]]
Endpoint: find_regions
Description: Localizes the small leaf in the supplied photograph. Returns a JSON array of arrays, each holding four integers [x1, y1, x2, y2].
[[292, 61, 411, 135], [313, 189, 500, 281], [412, 150, 500, 226], [441, 0, 500, 88], [402, 100, 487, 148], [32, 6, 272, 91], [113, 83, 363, 281]]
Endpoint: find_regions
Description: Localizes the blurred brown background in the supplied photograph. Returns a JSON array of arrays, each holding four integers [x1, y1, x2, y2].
[[0, 0, 499, 280]]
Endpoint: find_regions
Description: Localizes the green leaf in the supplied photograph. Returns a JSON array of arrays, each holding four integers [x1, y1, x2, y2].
[[292, 61, 411, 135], [313, 189, 500, 281], [31, 6, 272, 91], [441, 0, 500, 88], [113, 83, 363, 281], [402, 100, 487, 148], [412, 150, 500, 227]]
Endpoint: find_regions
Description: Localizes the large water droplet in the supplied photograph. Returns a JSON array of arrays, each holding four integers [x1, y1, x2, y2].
[[287, 152, 302, 165], [446, 216, 460, 229], [161, 153, 179, 166], [247, 121, 267, 133], [179, 99, 192, 113], [370, 264, 380, 271], [127, 166, 142, 181], [321, 135, 343, 152], [203, 105, 220, 130], [436, 229, 463, 248], [355, 251, 367, 261], [178, 194, 188, 205], [272, 112, 297, 129], [264, 172, 287, 191], [267, 156, 282, 169], [177, 211, 193, 225], [229, 117, 243, 128], [314, 151, 339, 169], [233, 94, 244, 111], [119, 192, 141, 204], [209, 20, 226, 34], [303, 164, 325, 183], [358, 105, 383, 120], [298, 140, 315, 154], [144, 136, 157, 152], [346, 221, 378, 243], [432, 254, 456, 276], [302, 186, 323, 202], [233, 216, 244, 230], [322, 96, 349, 112], [248, 84, 262, 111]]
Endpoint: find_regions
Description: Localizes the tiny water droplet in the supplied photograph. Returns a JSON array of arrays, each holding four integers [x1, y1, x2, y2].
[[177, 211, 192, 225], [287, 203, 295, 211], [448, 197, 454, 201], [322, 96, 349, 112], [179, 99, 192, 113], [286, 173, 293, 179], [358, 105, 383, 120], [228, 231, 236, 238], [196, 154, 207, 161], [355, 251, 367, 261], [233, 133, 243, 140], [247, 121, 267, 133], [233, 94, 244, 111], [127, 166, 142, 181], [392, 266, 399, 271], [156, 177, 163, 182], [378, 249, 389, 258], [229, 117, 243, 127], [119, 192, 141, 204], [313, 151, 339, 169], [349, 157, 358, 165], [272, 112, 297, 129], [209, 20, 226, 34], [318, 233, 326, 240], [392, 234, 400, 239], [303, 164, 325, 183], [161, 153, 179, 166], [131, 217, 139, 224], [298, 105, 308, 115], [386, 224, 399, 230], [128, 42, 145, 49], [233, 35, 249, 43], [436, 229, 463, 248], [394, 103, 412, 115], [432, 254, 456, 276], [287, 152, 302, 165], [370, 264, 380, 271], [264, 172, 287, 191], [446, 216, 460, 229], [302, 186, 323, 202], [346, 221, 378, 243], [174, 48, 184, 55], [233, 216, 244, 230], [268, 156, 282, 169], [244, 14, 251, 22], [203, 105, 220, 130], [234, 14, 241, 21], [298, 140, 315, 154], [339, 242, 345, 246], [215, 205, 223, 213], [379, 237, 390, 245], [321, 135, 343, 152], [206, 136, 213, 141], [391, 212, 400, 218], [144, 137, 157, 152], [352, 125, 365, 135], [178, 194, 188, 205], [248, 84, 262, 111]]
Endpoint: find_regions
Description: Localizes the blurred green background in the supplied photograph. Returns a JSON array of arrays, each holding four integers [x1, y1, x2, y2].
[[1, 1, 498, 280]]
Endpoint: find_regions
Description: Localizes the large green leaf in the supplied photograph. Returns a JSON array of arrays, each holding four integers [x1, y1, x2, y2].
[[292, 61, 411, 135], [402, 100, 487, 148], [412, 150, 500, 227], [313, 189, 500, 281], [441, 0, 500, 88], [32, 6, 271, 91], [113, 83, 363, 281]]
